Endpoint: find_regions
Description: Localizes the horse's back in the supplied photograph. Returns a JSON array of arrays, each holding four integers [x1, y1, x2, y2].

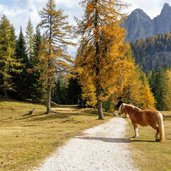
[[131, 109, 158, 126], [140, 110, 159, 126]]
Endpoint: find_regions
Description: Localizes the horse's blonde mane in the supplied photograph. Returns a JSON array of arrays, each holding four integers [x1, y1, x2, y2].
[[122, 103, 141, 111]]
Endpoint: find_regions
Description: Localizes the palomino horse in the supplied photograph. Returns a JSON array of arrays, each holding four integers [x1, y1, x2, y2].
[[119, 103, 165, 142]]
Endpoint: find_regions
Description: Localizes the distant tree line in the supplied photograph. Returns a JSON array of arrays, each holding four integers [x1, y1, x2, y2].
[[148, 68, 171, 110], [131, 33, 171, 71]]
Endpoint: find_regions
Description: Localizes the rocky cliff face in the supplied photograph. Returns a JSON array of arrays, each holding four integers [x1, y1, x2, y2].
[[125, 3, 171, 42]]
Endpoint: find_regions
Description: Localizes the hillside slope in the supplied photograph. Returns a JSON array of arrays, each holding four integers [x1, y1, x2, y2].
[[131, 33, 171, 71]]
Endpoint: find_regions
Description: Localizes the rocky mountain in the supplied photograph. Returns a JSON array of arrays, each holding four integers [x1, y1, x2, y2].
[[125, 3, 171, 42]]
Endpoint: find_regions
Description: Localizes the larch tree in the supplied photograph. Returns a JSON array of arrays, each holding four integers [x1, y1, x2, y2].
[[141, 83, 155, 109], [38, 0, 74, 113], [0, 15, 21, 98], [113, 59, 155, 109], [120, 66, 144, 106], [75, 0, 132, 119], [139, 72, 155, 109], [165, 69, 171, 110]]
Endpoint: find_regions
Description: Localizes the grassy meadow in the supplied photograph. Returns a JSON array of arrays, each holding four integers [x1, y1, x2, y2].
[[127, 111, 171, 171], [0, 100, 111, 171], [1, 99, 171, 171]]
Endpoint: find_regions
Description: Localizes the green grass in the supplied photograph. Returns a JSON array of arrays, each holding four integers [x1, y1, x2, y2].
[[127, 111, 171, 171], [0, 100, 112, 171]]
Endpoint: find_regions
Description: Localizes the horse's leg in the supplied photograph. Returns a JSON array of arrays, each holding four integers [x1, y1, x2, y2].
[[151, 124, 159, 141], [132, 122, 139, 138]]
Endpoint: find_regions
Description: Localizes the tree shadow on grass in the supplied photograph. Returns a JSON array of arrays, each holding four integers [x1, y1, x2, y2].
[[75, 136, 130, 143], [16, 112, 47, 120], [26, 110, 97, 122], [17, 112, 70, 121], [16, 106, 100, 122], [20, 112, 88, 122]]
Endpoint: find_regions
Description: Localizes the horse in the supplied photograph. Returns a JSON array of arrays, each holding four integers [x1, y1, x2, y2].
[[118, 103, 165, 142]]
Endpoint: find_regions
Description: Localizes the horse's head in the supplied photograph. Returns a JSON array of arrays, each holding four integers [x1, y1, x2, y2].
[[118, 103, 125, 116]]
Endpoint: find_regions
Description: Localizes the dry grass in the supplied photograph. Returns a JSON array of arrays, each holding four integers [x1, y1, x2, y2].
[[126, 111, 171, 171], [0, 100, 112, 171]]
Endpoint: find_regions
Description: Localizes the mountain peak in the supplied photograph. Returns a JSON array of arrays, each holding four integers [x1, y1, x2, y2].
[[160, 3, 171, 15], [128, 8, 152, 22], [131, 8, 150, 18], [133, 8, 145, 13], [163, 3, 170, 8]]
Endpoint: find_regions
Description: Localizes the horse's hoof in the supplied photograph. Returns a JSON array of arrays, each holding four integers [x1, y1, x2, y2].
[[155, 139, 160, 142], [131, 136, 138, 138], [159, 139, 164, 142]]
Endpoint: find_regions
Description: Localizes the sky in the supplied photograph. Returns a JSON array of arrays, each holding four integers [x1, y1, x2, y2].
[[0, 0, 171, 33], [0, 0, 171, 53]]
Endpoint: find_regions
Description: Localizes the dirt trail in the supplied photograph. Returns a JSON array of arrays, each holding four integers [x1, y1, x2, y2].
[[35, 117, 138, 171]]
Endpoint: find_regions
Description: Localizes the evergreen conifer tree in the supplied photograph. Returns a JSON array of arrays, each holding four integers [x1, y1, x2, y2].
[[27, 28, 44, 102], [0, 15, 21, 98], [149, 68, 169, 110], [15, 28, 30, 100]]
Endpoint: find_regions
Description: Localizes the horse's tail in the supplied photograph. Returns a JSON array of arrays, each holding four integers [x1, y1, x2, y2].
[[157, 112, 165, 142]]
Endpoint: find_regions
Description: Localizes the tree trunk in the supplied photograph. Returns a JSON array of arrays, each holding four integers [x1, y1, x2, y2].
[[97, 99, 104, 119], [96, 86, 104, 119], [4, 90, 8, 100], [46, 77, 51, 114], [93, 1, 104, 119]]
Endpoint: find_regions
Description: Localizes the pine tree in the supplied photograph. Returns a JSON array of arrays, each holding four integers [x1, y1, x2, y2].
[[38, 0, 74, 113], [76, 0, 131, 119], [67, 78, 82, 105], [0, 15, 21, 98], [14, 28, 30, 100], [32, 28, 41, 65], [52, 75, 68, 104], [16, 28, 28, 65], [149, 68, 169, 110], [27, 28, 44, 102], [25, 18, 34, 59]]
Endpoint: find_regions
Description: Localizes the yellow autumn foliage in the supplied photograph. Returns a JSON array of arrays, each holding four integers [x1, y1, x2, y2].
[[75, 22, 134, 106], [141, 84, 155, 109], [112, 62, 155, 110]]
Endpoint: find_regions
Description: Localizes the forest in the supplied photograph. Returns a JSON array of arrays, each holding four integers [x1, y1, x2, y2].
[[0, 0, 171, 119], [131, 33, 171, 71]]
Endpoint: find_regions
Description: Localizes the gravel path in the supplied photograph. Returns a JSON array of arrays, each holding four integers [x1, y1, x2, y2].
[[35, 117, 138, 171]]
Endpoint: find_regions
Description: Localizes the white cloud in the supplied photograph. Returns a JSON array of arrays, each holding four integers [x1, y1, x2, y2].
[[0, 0, 83, 34]]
